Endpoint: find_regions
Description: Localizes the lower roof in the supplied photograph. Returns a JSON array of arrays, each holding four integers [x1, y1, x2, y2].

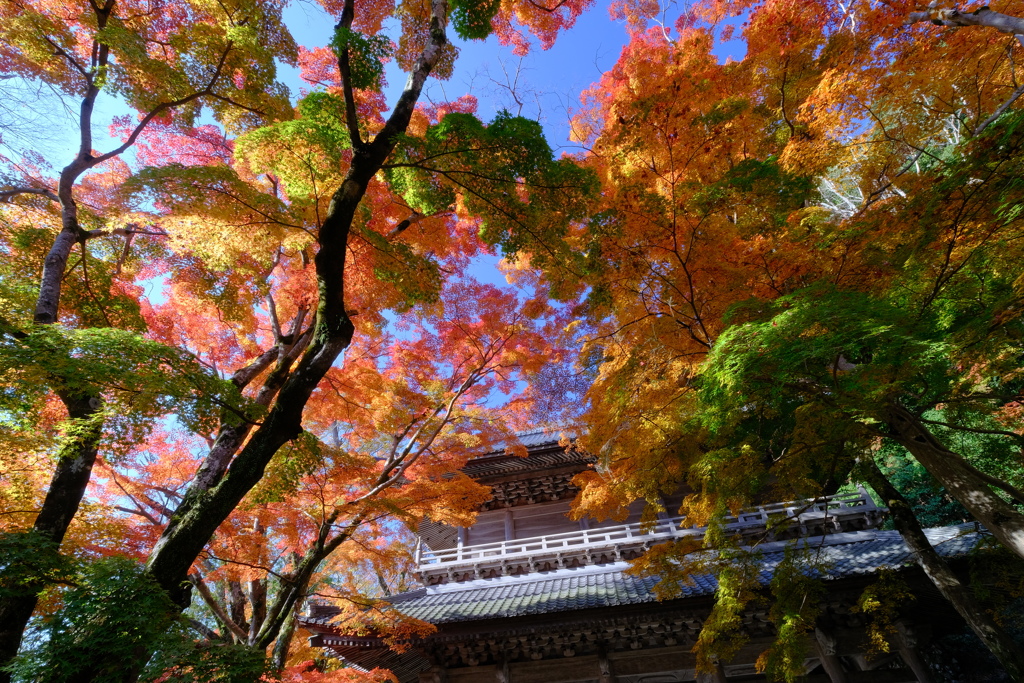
[[305, 524, 982, 631]]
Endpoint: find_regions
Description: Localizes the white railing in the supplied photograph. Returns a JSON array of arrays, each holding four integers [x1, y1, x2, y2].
[[415, 487, 879, 569]]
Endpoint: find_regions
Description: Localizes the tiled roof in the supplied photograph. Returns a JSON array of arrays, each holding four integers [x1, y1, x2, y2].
[[509, 426, 576, 449], [332, 525, 982, 626], [461, 427, 587, 480]]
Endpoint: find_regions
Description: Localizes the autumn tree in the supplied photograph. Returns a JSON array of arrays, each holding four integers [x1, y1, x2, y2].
[[0, 0, 295, 672], [1, 0, 595, 680], [86, 277, 561, 667], [544, 0, 1024, 678]]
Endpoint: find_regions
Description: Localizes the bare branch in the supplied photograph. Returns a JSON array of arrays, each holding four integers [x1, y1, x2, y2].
[[0, 186, 59, 203], [974, 82, 1024, 135], [908, 5, 1024, 35], [230, 347, 279, 389], [83, 225, 169, 240]]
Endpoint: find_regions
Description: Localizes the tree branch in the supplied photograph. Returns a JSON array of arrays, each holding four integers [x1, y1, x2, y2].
[[917, 416, 1024, 445], [334, 0, 364, 148], [190, 574, 249, 643], [186, 617, 222, 642], [369, 0, 448, 158], [0, 187, 59, 203], [91, 41, 236, 167], [974, 82, 1024, 135], [908, 5, 1024, 35]]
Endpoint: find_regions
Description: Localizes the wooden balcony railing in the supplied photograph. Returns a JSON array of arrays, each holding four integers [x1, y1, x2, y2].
[[414, 488, 883, 584]]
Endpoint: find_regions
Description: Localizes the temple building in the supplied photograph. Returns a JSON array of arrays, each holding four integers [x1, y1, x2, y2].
[[302, 429, 985, 683]]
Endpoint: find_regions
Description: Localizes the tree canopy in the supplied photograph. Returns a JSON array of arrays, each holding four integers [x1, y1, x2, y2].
[[5, 0, 1024, 679]]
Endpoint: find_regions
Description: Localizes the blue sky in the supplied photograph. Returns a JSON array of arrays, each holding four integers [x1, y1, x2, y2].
[[281, 1, 634, 150], [14, 1, 749, 174], [279, 1, 747, 149], [6, 1, 747, 297], [275, 0, 639, 291]]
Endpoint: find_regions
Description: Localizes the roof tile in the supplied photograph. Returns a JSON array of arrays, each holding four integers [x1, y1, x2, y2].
[[383, 525, 982, 625]]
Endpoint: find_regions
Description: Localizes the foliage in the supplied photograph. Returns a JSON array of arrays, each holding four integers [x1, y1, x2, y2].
[[874, 441, 969, 528], [1, 0, 598, 676], [853, 570, 917, 657], [386, 110, 598, 279], [330, 28, 391, 91], [9, 557, 271, 683], [9, 0, 1024, 676], [0, 532, 76, 601], [142, 631, 274, 683], [541, 0, 1024, 673], [0, 325, 251, 439], [449, 0, 501, 40], [756, 547, 826, 682], [692, 551, 762, 670]]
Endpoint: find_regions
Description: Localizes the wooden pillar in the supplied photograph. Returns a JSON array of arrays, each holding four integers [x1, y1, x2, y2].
[[598, 649, 615, 683], [495, 656, 511, 683], [457, 527, 466, 561], [896, 622, 934, 683], [504, 509, 514, 541], [814, 627, 848, 683]]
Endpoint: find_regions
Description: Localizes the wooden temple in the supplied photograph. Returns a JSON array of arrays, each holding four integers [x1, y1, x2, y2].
[[303, 429, 983, 683]]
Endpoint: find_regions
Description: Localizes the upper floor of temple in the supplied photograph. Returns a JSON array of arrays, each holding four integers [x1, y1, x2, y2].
[[413, 428, 884, 586]]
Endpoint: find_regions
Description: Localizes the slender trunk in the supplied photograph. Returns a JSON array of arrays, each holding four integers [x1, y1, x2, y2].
[[270, 607, 298, 671], [0, 167, 103, 679], [228, 581, 249, 634], [859, 459, 1024, 679], [886, 403, 1024, 560], [0, 601, 34, 683], [252, 516, 365, 650], [248, 578, 267, 645], [144, 297, 357, 605], [33, 162, 88, 325], [0, 390, 103, 683]]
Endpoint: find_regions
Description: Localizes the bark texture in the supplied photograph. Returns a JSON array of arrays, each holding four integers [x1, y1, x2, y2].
[[908, 5, 1024, 34], [885, 403, 1024, 561], [0, 165, 105, 683], [860, 459, 1024, 679]]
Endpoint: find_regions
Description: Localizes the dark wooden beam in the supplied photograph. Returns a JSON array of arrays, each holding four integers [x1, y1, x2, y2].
[[813, 626, 847, 683]]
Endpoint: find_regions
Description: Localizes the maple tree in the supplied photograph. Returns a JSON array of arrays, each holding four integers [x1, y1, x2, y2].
[[543, 0, 1024, 678], [8, 0, 1024, 678], [0, 0, 295, 673], [0, 0, 595, 679]]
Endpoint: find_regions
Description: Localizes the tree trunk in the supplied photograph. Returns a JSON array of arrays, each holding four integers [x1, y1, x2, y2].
[[270, 607, 298, 671], [0, 392, 104, 683], [0, 177, 104, 680], [0, 2, 272, 673], [252, 515, 365, 650], [143, 0, 448, 607], [885, 402, 1024, 560], [859, 459, 1024, 679]]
